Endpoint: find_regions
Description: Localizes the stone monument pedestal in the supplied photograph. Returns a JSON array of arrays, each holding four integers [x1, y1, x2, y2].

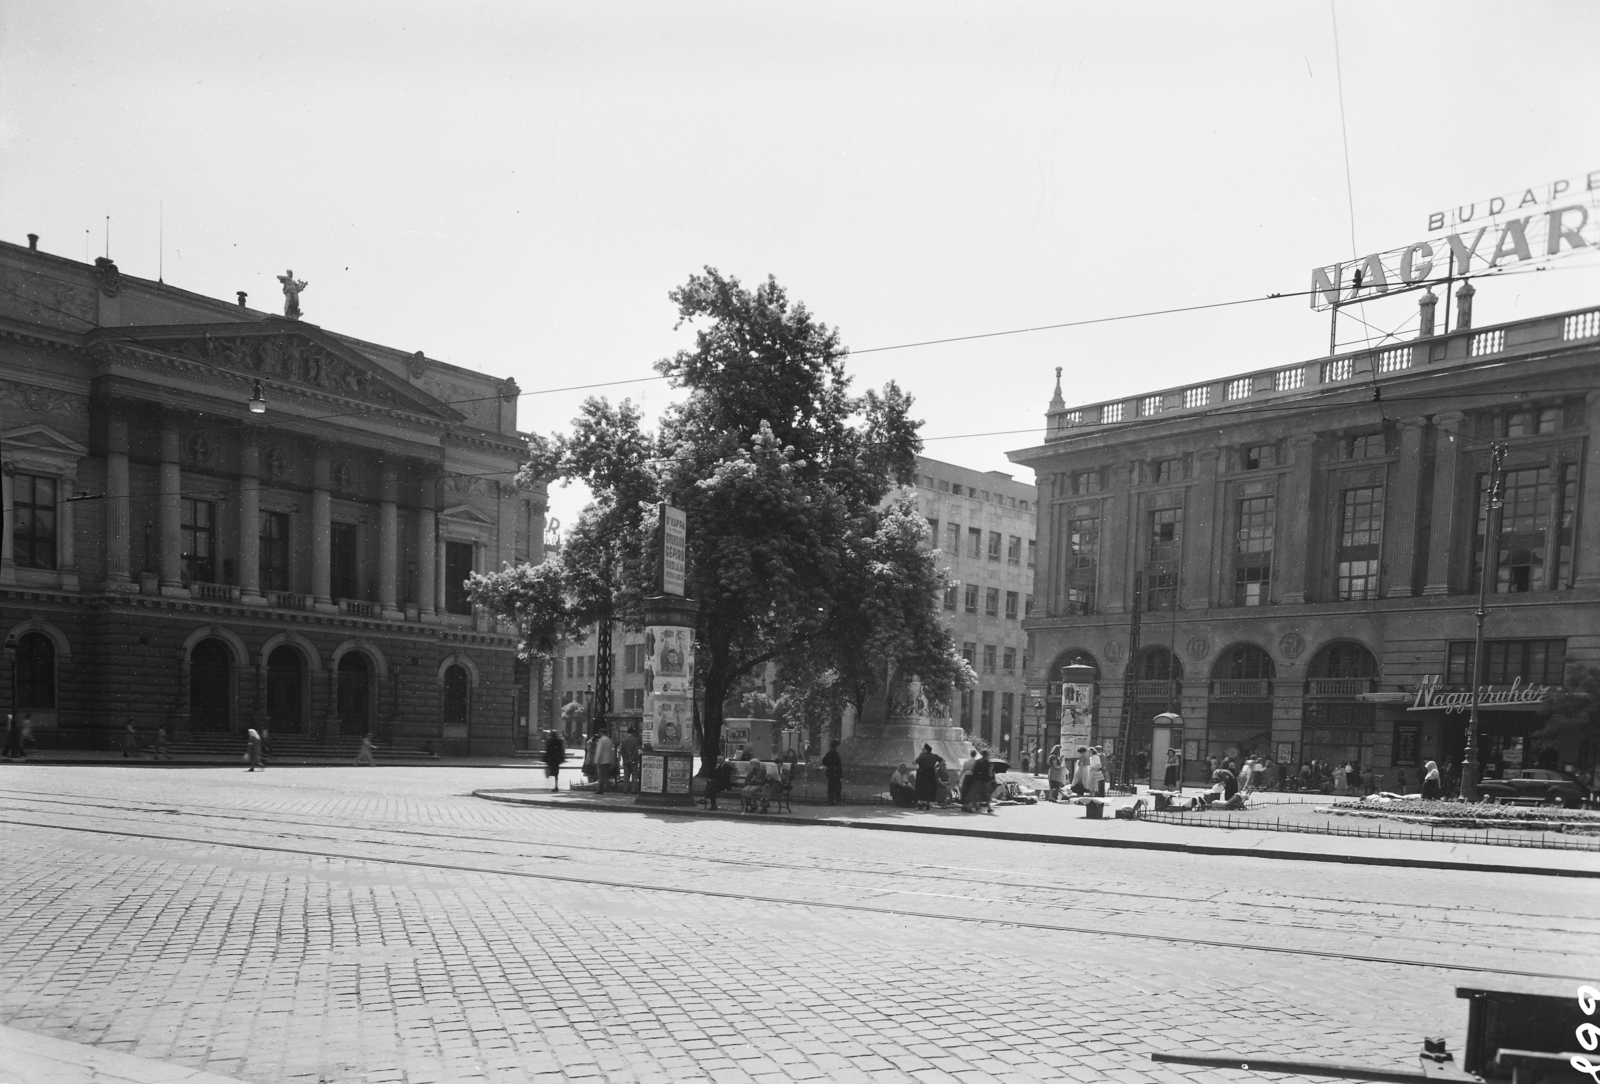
[[841, 716, 969, 773]]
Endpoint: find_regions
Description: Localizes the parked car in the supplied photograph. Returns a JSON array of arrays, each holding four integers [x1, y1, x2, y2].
[[1477, 768, 1589, 809]]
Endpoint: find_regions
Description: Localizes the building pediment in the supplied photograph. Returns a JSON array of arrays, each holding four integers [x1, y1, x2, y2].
[[88, 320, 463, 421], [2, 423, 89, 457], [439, 503, 495, 525]]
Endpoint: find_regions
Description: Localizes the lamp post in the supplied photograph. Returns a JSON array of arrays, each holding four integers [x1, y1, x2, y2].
[[1459, 442, 1506, 802]]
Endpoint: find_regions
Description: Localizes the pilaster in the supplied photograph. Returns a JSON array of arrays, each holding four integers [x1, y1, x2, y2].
[[157, 413, 187, 597], [1275, 434, 1317, 604], [1183, 449, 1220, 609], [310, 444, 336, 613], [1576, 391, 1600, 588], [105, 415, 133, 590], [1422, 412, 1466, 596], [1101, 463, 1133, 614], [1381, 418, 1428, 597], [238, 431, 265, 605], [378, 458, 402, 618], [415, 467, 438, 622]]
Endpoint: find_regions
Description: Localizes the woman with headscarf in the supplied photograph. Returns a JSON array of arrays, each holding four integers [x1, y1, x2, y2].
[[913, 743, 942, 810], [1046, 745, 1066, 802], [1421, 760, 1442, 801], [245, 729, 264, 772]]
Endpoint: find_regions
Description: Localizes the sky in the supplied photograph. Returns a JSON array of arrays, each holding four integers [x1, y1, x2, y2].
[[3, 1, 1598, 536]]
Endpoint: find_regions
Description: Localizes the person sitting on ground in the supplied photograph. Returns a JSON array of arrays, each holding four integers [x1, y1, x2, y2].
[[741, 756, 769, 813], [704, 754, 735, 810], [889, 764, 917, 807], [1193, 768, 1243, 811]]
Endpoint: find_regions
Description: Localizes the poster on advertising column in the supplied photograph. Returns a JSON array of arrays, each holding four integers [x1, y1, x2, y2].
[[1059, 682, 1094, 749], [643, 624, 695, 752]]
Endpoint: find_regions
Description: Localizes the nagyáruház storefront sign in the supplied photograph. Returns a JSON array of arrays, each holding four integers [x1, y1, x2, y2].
[[1408, 676, 1553, 714]]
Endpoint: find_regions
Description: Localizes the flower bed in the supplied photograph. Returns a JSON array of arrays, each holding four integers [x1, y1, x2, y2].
[[1324, 798, 1600, 834]]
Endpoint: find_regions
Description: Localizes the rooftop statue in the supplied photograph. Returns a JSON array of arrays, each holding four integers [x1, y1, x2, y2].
[[277, 270, 308, 320]]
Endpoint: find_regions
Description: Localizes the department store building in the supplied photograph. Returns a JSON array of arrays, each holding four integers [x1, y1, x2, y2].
[[1009, 289, 1599, 786], [0, 236, 545, 754]]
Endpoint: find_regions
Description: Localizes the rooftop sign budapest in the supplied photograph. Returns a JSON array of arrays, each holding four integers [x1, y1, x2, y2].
[[1311, 169, 1600, 310], [1408, 676, 1553, 714]]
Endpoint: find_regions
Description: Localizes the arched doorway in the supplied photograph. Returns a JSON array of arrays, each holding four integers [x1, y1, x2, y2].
[[1125, 646, 1183, 780], [14, 631, 56, 712], [442, 664, 470, 737], [190, 639, 233, 732], [1207, 644, 1274, 773], [1302, 640, 1378, 783], [266, 645, 306, 733], [337, 652, 373, 736]]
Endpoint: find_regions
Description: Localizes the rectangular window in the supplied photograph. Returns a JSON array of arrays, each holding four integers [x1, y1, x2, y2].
[[1233, 495, 1273, 607], [1066, 512, 1099, 615], [180, 498, 216, 584], [623, 687, 644, 711], [566, 656, 574, 679], [964, 584, 979, 614], [946, 522, 961, 554], [1002, 647, 1016, 673], [260, 511, 290, 592], [330, 521, 360, 599], [1147, 507, 1182, 611], [1007, 535, 1021, 565], [926, 517, 939, 548], [1024, 594, 1034, 617], [968, 527, 983, 559], [980, 690, 995, 742], [943, 582, 958, 611], [985, 587, 999, 617], [1445, 639, 1566, 686], [1071, 470, 1103, 495], [1027, 539, 1036, 567], [1242, 444, 1276, 471], [988, 531, 1002, 561], [983, 645, 997, 674], [1335, 486, 1383, 601], [1343, 433, 1387, 460], [12, 474, 57, 571], [1004, 590, 1018, 619], [1153, 458, 1182, 484], [1474, 467, 1557, 593], [444, 540, 474, 615], [962, 641, 976, 667]]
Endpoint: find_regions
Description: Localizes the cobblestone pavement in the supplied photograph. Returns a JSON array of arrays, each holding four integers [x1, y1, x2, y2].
[[1, 766, 1595, 1084]]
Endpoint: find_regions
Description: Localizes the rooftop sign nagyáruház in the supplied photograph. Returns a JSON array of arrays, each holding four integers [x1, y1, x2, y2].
[[1408, 676, 1553, 714], [1311, 169, 1600, 310]]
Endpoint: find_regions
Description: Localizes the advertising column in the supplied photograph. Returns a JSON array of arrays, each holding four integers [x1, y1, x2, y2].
[[638, 504, 700, 804]]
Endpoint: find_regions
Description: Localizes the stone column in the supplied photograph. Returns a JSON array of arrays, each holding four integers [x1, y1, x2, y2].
[[415, 469, 438, 622], [105, 415, 133, 591], [1422, 412, 1466, 596], [310, 444, 336, 613], [378, 458, 402, 619], [1381, 418, 1429, 597], [1183, 449, 1221, 608], [239, 432, 265, 605], [157, 413, 187, 597], [1275, 435, 1318, 604], [57, 473, 78, 591]]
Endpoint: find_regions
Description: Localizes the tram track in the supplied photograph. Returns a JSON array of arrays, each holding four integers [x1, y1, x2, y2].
[[0, 805, 1592, 985], [3, 788, 1594, 939]]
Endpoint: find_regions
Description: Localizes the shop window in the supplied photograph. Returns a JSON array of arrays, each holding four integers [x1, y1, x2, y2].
[[12, 474, 57, 571]]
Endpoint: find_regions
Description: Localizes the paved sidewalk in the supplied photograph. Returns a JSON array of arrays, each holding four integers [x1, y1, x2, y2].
[[474, 784, 1600, 877], [0, 1023, 250, 1084]]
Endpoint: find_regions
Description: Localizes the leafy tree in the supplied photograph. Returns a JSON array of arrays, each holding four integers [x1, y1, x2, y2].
[[1534, 662, 1600, 756], [469, 267, 967, 766]]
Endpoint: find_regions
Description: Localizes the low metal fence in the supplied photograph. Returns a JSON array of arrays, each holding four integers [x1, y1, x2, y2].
[[1134, 807, 1600, 851]]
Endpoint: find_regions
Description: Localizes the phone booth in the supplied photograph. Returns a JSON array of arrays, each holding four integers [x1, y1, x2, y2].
[[1150, 712, 1183, 792]]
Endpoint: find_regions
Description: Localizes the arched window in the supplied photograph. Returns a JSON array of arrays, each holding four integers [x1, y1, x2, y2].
[[1211, 644, 1275, 681], [266, 645, 305, 733], [1136, 646, 1183, 682], [1308, 641, 1378, 679], [14, 632, 55, 710], [337, 652, 372, 736], [190, 639, 233, 732], [443, 664, 470, 729]]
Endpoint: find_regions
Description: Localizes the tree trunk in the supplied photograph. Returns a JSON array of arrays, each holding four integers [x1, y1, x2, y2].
[[699, 672, 727, 773]]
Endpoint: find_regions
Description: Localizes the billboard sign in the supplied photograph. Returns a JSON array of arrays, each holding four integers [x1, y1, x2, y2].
[[661, 504, 687, 596]]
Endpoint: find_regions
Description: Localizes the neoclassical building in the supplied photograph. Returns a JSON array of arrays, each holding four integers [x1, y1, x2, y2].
[[0, 236, 545, 754], [1010, 289, 1600, 786]]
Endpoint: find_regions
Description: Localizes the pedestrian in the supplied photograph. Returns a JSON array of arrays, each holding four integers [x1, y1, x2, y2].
[[153, 727, 171, 761], [973, 749, 997, 814], [1421, 760, 1442, 801], [822, 739, 844, 804], [913, 743, 942, 810], [245, 728, 264, 772], [957, 747, 980, 812], [1397, 768, 1409, 794], [581, 733, 597, 781], [2, 714, 23, 760], [1069, 745, 1090, 796], [354, 735, 376, 766], [1046, 744, 1067, 802], [122, 719, 139, 758], [259, 726, 272, 765], [620, 726, 640, 794], [542, 730, 565, 791], [594, 725, 616, 794], [1088, 746, 1106, 797], [1163, 747, 1181, 793]]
